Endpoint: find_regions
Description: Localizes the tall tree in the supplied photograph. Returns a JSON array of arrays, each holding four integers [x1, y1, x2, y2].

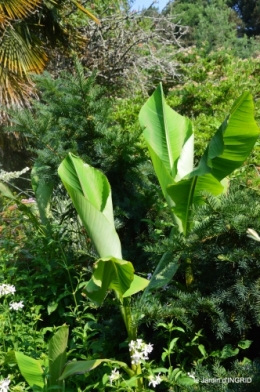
[[227, 0, 260, 36], [164, 0, 256, 56]]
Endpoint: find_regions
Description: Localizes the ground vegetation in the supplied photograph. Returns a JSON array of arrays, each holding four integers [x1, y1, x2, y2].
[[0, 0, 260, 391]]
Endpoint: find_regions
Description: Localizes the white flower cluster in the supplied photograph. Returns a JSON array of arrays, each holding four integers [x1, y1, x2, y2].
[[0, 284, 24, 312], [0, 284, 16, 296], [129, 339, 153, 365], [148, 373, 162, 388], [0, 167, 29, 183], [9, 301, 24, 311], [0, 378, 10, 392], [108, 369, 120, 385]]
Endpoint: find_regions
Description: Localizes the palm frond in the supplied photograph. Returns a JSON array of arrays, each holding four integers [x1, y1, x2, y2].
[[0, 26, 47, 76], [0, 23, 47, 111], [0, 0, 41, 19], [0, 65, 36, 108]]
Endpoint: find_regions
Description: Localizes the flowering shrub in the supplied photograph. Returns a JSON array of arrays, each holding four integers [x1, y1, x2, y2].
[[0, 284, 24, 311]]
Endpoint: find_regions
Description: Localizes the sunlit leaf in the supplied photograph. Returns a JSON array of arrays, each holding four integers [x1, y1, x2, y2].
[[48, 326, 69, 389], [58, 153, 122, 259], [15, 352, 44, 388]]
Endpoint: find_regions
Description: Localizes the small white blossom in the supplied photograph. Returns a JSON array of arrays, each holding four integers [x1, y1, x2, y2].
[[129, 339, 153, 365], [136, 339, 143, 349], [148, 373, 162, 388], [147, 273, 152, 280], [9, 301, 24, 311], [143, 342, 153, 356], [0, 284, 16, 296], [108, 369, 120, 385], [0, 378, 10, 392], [129, 340, 135, 351], [188, 372, 199, 383], [131, 351, 144, 365], [247, 228, 260, 242]]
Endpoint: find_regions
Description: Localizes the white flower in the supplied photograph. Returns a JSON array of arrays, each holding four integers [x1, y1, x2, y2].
[[148, 373, 162, 388], [108, 369, 120, 385], [131, 351, 143, 365], [147, 273, 152, 280], [247, 228, 260, 242], [0, 378, 10, 392], [129, 340, 136, 351], [143, 343, 153, 356], [9, 301, 24, 311], [136, 339, 143, 349], [188, 372, 199, 383], [0, 284, 16, 296], [129, 339, 154, 365]]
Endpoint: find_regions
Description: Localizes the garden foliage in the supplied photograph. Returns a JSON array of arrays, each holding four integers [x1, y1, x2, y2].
[[1, 1, 260, 389]]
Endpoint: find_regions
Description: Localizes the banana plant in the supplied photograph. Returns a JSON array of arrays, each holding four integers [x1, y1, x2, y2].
[[58, 153, 149, 388], [11, 325, 69, 391], [139, 84, 259, 286], [58, 153, 148, 307]]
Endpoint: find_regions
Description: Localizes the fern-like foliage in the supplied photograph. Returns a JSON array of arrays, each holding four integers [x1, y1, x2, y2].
[[4, 57, 159, 268], [5, 59, 109, 181], [133, 177, 260, 359]]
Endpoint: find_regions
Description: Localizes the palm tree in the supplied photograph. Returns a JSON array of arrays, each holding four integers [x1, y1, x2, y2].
[[0, 0, 46, 109], [0, 0, 100, 112]]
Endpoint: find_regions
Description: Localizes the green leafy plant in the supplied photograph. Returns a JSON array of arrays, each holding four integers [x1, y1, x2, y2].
[[139, 83, 259, 286], [58, 153, 150, 389], [13, 325, 69, 391], [139, 83, 259, 236]]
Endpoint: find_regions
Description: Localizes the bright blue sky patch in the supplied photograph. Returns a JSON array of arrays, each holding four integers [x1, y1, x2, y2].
[[130, 0, 169, 12]]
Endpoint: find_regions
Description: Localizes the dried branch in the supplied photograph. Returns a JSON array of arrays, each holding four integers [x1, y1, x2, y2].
[[46, 10, 188, 93], [77, 11, 188, 92]]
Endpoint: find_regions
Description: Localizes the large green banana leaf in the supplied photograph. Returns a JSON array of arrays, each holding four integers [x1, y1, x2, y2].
[[48, 325, 69, 390], [58, 153, 122, 259], [15, 327, 68, 390], [15, 352, 45, 389], [139, 84, 259, 236], [85, 256, 148, 304], [190, 92, 259, 180], [59, 358, 134, 380], [85, 256, 134, 304], [167, 174, 226, 235], [58, 154, 148, 301], [139, 83, 193, 190]]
